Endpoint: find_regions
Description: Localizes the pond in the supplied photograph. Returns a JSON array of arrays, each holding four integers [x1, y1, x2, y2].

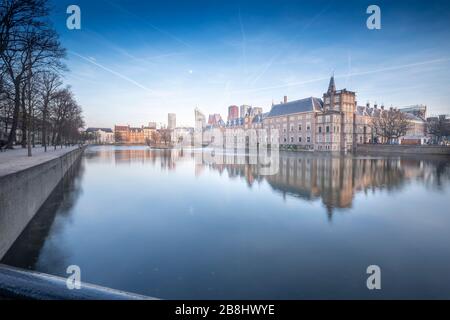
[[2, 145, 450, 299]]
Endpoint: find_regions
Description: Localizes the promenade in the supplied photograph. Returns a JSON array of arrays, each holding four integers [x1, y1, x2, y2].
[[0, 146, 81, 177]]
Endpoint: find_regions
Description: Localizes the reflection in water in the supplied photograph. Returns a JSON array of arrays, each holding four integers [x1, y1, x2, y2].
[[2, 146, 450, 299], [103, 147, 449, 219]]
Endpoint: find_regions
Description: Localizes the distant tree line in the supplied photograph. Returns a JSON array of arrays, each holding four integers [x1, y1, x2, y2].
[[0, 0, 84, 155]]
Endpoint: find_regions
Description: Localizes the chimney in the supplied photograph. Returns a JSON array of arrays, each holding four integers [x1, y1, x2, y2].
[[366, 102, 370, 108], [380, 105, 384, 110], [284, 96, 288, 104], [374, 103, 378, 109]]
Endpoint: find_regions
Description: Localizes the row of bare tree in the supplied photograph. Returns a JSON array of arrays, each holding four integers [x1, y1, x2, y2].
[[370, 109, 449, 144], [370, 109, 412, 143], [0, 0, 84, 155]]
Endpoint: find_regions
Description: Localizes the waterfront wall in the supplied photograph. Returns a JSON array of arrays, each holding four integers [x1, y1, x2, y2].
[[0, 147, 85, 259], [356, 144, 450, 155]]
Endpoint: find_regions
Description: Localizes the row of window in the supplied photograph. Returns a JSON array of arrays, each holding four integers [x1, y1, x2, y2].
[[283, 124, 311, 132], [318, 126, 340, 134], [266, 114, 312, 124], [283, 136, 312, 143]]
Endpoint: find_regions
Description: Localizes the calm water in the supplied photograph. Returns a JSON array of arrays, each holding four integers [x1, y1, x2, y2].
[[3, 146, 450, 299]]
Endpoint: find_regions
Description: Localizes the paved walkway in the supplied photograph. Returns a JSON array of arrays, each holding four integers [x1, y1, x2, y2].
[[0, 146, 81, 177]]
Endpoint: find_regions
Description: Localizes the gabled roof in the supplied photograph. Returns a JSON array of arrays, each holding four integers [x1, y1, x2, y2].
[[267, 97, 323, 118]]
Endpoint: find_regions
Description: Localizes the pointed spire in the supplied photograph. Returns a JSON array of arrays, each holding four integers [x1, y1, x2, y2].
[[328, 74, 336, 93]]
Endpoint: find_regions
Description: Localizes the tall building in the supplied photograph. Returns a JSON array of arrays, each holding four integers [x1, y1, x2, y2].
[[228, 105, 239, 122], [168, 113, 176, 129], [195, 108, 206, 128], [317, 76, 357, 152], [240, 105, 251, 118]]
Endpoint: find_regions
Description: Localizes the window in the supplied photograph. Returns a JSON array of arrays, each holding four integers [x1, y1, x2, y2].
[[319, 126, 322, 133], [298, 125, 302, 131], [307, 136, 311, 143], [290, 125, 294, 132], [299, 137, 302, 143], [283, 137, 287, 142], [290, 137, 294, 143], [326, 126, 330, 133]]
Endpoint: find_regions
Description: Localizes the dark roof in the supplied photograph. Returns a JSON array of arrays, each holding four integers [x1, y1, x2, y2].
[[86, 127, 113, 133], [267, 97, 323, 117], [226, 117, 244, 127]]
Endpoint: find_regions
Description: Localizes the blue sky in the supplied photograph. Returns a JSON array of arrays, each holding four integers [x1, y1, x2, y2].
[[49, 0, 450, 128]]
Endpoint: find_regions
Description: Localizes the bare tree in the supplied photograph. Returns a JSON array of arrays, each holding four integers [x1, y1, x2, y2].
[[50, 86, 83, 148], [371, 109, 412, 144], [0, 0, 65, 149], [159, 129, 171, 146], [39, 70, 61, 151]]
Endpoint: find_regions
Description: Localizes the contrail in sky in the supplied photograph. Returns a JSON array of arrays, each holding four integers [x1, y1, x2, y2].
[[69, 51, 155, 94], [232, 57, 450, 94]]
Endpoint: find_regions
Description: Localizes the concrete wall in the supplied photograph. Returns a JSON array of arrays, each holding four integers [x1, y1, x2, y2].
[[0, 147, 85, 259], [356, 144, 450, 155]]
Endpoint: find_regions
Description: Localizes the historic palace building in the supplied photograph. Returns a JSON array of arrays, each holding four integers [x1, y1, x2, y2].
[[263, 76, 427, 152]]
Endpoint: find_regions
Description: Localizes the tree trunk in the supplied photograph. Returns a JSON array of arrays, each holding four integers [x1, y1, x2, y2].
[[42, 104, 48, 152], [27, 124, 32, 156], [6, 80, 21, 149], [20, 84, 27, 148]]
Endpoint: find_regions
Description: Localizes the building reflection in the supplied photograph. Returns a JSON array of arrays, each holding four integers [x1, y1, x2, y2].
[[85, 146, 450, 219]]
